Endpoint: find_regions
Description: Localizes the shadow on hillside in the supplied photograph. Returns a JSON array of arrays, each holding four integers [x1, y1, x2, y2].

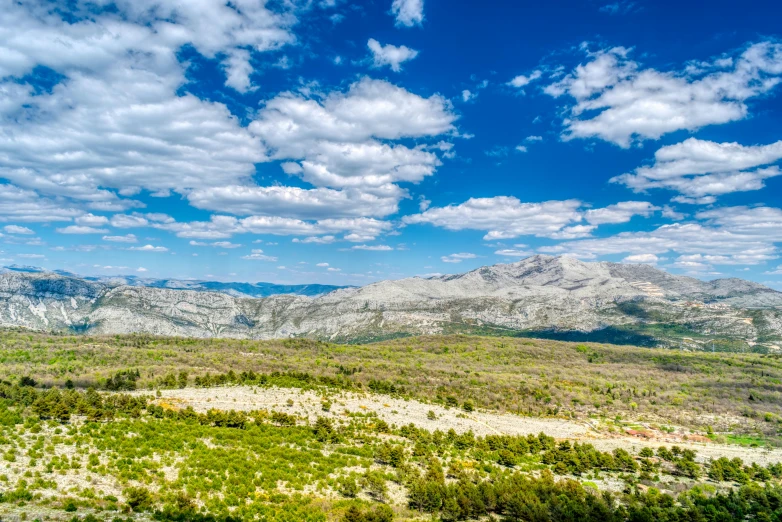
[[512, 327, 661, 347]]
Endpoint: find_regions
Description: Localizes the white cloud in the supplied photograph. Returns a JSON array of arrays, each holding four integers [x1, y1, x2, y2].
[[695, 206, 782, 239], [441, 252, 477, 263], [0, 0, 297, 214], [404, 197, 584, 240], [17, 254, 45, 259], [547, 225, 595, 239], [103, 234, 137, 243], [514, 145, 528, 153], [367, 39, 419, 72], [390, 0, 424, 27], [507, 70, 543, 89], [187, 185, 401, 219], [327, 267, 341, 272], [241, 249, 277, 261], [584, 201, 659, 225], [189, 240, 241, 248], [155, 215, 392, 242], [613, 138, 782, 199], [462, 90, 476, 102], [545, 208, 782, 266], [352, 245, 394, 251], [622, 253, 659, 264], [129, 244, 169, 252], [495, 249, 534, 257], [56, 225, 109, 234], [292, 236, 336, 244], [75, 214, 110, 227], [545, 42, 782, 146], [212, 241, 242, 249], [316, 262, 329, 267], [136, 267, 147, 272], [249, 78, 456, 189], [110, 215, 149, 228], [0, 185, 82, 223], [4, 225, 34, 235], [662, 206, 686, 220], [223, 49, 256, 93]]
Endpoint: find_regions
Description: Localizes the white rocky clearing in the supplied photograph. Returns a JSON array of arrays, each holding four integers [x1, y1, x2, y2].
[[148, 385, 782, 467]]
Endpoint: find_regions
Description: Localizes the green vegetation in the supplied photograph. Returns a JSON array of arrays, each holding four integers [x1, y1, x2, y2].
[[2, 330, 782, 442], [3, 330, 782, 519]]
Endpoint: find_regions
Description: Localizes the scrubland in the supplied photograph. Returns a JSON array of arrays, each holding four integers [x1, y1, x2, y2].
[[2, 330, 782, 520]]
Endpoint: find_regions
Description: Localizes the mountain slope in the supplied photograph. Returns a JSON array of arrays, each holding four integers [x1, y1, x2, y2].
[[0, 256, 780, 348]]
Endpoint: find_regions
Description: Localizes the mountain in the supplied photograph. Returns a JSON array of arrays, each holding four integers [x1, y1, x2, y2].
[[1, 266, 349, 298], [0, 255, 780, 349]]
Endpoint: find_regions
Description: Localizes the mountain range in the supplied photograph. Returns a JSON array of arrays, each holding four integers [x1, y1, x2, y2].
[[1, 256, 780, 349]]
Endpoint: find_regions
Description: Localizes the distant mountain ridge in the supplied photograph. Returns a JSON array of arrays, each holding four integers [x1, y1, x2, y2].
[[0, 256, 780, 349], [1, 265, 350, 298]]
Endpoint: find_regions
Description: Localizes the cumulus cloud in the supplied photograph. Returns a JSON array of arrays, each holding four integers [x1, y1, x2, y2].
[[495, 249, 534, 257], [0, 0, 294, 212], [584, 201, 659, 225], [129, 244, 169, 252], [367, 39, 419, 72], [153, 215, 393, 242], [545, 42, 782, 146], [352, 245, 394, 251], [293, 236, 336, 244], [190, 240, 242, 249], [622, 253, 659, 264], [507, 70, 543, 89], [223, 49, 256, 93], [249, 78, 456, 189], [391, 0, 424, 27], [187, 185, 401, 219], [613, 138, 782, 200], [695, 206, 782, 240], [75, 214, 110, 226], [0, 185, 82, 223], [56, 225, 109, 234], [103, 234, 137, 243], [241, 249, 277, 261], [543, 206, 782, 266], [3, 225, 34, 235], [441, 253, 477, 263], [404, 197, 585, 240]]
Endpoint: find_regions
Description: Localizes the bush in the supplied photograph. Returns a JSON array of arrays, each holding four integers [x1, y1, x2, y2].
[[343, 505, 394, 522], [124, 486, 153, 512], [19, 376, 37, 387]]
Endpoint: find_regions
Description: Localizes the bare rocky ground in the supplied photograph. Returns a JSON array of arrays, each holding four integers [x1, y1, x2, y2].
[[149, 385, 782, 467]]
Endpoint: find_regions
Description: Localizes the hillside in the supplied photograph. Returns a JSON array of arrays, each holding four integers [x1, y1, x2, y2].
[[0, 255, 780, 348]]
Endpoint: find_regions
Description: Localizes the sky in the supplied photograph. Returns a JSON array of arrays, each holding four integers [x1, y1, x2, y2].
[[1, 0, 782, 288]]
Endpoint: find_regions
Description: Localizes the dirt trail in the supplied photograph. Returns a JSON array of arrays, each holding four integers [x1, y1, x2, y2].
[[148, 386, 782, 466]]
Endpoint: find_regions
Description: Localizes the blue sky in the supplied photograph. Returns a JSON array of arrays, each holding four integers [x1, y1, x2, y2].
[[1, 0, 782, 287]]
